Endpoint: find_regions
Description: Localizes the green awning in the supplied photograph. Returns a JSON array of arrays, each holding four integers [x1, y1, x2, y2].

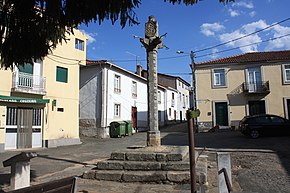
[[0, 95, 49, 104]]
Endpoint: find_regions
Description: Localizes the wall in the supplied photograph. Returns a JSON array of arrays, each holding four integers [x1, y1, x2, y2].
[[42, 30, 86, 146], [196, 62, 290, 129]]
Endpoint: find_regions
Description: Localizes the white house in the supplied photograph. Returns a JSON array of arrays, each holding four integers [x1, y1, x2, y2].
[[141, 70, 191, 124], [79, 60, 167, 138]]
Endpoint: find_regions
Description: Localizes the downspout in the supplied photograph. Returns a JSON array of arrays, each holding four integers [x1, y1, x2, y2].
[[105, 67, 109, 135], [164, 89, 167, 125], [101, 67, 107, 138]]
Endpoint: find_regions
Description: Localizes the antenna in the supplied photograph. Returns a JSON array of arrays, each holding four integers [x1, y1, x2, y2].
[[126, 51, 140, 66]]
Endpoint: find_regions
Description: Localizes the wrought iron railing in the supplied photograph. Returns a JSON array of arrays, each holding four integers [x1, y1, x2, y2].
[[242, 81, 270, 94], [12, 72, 46, 95]]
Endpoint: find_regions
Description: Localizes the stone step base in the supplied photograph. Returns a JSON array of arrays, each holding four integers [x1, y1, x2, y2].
[[97, 160, 190, 171], [83, 170, 206, 184], [110, 146, 189, 162]]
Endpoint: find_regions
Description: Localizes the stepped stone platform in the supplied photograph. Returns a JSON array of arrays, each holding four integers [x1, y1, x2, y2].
[[82, 146, 208, 185]]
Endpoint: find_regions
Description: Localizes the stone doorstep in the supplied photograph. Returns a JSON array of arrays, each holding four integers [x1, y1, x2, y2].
[[110, 146, 189, 162], [97, 160, 191, 171], [83, 170, 207, 184]]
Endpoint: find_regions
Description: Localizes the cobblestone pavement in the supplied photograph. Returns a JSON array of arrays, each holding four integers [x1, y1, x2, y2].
[[0, 124, 290, 193]]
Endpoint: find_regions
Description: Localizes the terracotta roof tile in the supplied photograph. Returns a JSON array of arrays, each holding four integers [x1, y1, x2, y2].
[[196, 50, 290, 65]]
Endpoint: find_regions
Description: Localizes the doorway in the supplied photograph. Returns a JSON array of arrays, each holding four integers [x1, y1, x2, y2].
[[5, 107, 42, 150], [131, 107, 137, 129], [215, 102, 229, 126], [249, 101, 266, 115], [285, 99, 290, 119]]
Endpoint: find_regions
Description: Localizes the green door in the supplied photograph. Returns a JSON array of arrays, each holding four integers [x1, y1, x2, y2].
[[287, 99, 290, 119], [249, 101, 266, 116], [215, 102, 229, 126]]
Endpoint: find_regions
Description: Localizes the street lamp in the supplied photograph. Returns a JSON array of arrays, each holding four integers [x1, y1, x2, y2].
[[176, 50, 197, 111], [177, 50, 197, 193]]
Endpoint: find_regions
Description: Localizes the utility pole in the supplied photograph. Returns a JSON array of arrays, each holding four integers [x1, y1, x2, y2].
[[189, 51, 198, 132], [139, 16, 166, 146]]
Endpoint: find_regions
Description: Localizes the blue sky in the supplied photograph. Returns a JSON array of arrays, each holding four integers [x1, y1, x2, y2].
[[79, 0, 290, 83]]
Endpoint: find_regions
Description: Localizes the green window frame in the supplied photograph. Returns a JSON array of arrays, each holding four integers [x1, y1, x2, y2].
[[56, 66, 68, 83]]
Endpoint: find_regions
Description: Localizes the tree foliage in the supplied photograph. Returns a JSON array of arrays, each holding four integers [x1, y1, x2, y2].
[[0, 0, 234, 69]]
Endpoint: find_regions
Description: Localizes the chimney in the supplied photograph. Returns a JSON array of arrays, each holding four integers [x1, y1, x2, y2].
[[136, 64, 143, 76]]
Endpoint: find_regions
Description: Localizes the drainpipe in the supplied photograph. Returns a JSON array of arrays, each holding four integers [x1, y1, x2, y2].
[[101, 67, 107, 138]]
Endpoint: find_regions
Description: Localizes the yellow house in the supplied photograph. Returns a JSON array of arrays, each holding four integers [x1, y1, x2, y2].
[[0, 30, 86, 151], [195, 50, 290, 130]]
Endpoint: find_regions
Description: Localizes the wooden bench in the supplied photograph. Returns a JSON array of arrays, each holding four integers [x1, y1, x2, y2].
[[6, 176, 78, 193]]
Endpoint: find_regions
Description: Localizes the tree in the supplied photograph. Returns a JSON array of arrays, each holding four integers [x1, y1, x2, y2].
[[0, 0, 234, 69]]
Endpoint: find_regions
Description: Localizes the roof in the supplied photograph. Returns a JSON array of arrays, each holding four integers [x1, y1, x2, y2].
[[84, 60, 167, 90], [196, 50, 290, 65], [142, 70, 190, 86]]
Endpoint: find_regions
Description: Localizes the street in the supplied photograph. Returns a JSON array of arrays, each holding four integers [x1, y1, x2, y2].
[[0, 123, 290, 192]]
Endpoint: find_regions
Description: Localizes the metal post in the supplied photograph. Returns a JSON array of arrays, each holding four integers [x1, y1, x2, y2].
[[190, 51, 198, 133], [187, 110, 197, 193]]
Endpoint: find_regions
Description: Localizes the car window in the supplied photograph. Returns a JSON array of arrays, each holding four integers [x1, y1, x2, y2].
[[270, 116, 285, 124], [254, 116, 271, 124]]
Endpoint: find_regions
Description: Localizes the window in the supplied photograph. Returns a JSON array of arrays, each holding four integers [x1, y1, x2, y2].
[[158, 91, 161, 104], [179, 92, 182, 101], [114, 104, 121, 117], [172, 93, 174, 99], [132, 81, 137, 98], [283, 64, 290, 84], [56, 66, 68, 83], [75, 38, 84, 50], [114, 75, 121, 93], [169, 108, 171, 116], [213, 69, 226, 87], [18, 63, 33, 74]]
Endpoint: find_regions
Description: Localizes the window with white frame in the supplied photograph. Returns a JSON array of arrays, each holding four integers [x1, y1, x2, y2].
[[114, 104, 121, 117], [158, 91, 161, 104], [75, 38, 84, 51], [213, 69, 226, 87], [283, 64, 290, 83], [114, 75, 121, 93], [132, 81, 137, 98]]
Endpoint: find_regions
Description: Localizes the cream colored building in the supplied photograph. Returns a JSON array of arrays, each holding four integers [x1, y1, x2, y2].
[[0, 30, 86, 151], [195, 50, 290, 130]]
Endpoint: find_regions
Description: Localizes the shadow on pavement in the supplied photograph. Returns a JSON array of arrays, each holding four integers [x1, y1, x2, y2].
[[161, 125, 290, 180], [37, 155, 92, 166]]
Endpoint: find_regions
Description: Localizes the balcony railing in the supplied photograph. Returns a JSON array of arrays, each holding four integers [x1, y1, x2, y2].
[[242, 81, 270, 95], [12, 72, 46, 95]]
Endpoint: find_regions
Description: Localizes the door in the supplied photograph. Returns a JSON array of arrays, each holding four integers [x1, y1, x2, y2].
[[5, 107, 42, 150], [180, 111, 182, 123], [215, 102, 229, 126], [286, 99, 290, 119], [249, 101, 266, 116], [17, 109, 33, 148], [247, 67, 261, 92], [131, 107, 137, 129]]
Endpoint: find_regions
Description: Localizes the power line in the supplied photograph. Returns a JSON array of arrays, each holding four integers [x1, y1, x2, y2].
[[108, 31, 290, 63], [195, 33, 290, 59], [46, 56, 80, 65], [46, 17, 290, 64], [188, 17, 290, 53]]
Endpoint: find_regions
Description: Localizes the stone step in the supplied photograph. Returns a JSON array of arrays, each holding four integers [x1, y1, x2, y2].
[[110, 145, 189, 162], [97, 160, 190, 171], [83, 170, 207, 184]]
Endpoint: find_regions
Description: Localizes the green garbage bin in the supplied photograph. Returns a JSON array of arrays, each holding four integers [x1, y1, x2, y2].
[[124, 120, 133, 136], [110, 121, 126, 138]]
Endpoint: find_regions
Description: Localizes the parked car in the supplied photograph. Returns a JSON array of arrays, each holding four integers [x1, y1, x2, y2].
[[239, 114, 290, 138]]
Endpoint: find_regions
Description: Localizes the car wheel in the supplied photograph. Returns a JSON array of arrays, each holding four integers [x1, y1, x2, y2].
[[250, 130, 260, 139]]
